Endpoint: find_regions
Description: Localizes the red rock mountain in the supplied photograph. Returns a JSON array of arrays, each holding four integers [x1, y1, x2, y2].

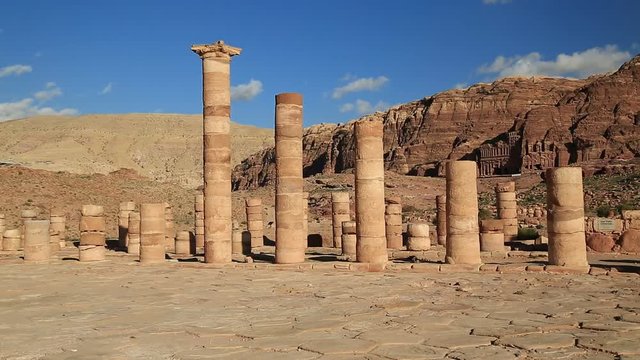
[[233, 55, 640, 190]]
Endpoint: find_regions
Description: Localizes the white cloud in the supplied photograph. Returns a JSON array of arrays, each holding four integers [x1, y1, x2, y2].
[[332, 76, 389, 99], [454, 83, 468, 90], [483, 0, 511, 4], [478, 45, 631, 78], [34, 82, 62, 101], [100, 82, 113, 95], [0, 98, 78, 121], [341, 99, 389, 115], [0, 64, 32, 78], [339, 103, 354, 113], [0, 82, 78, 121], [231, 79, 263, 101]]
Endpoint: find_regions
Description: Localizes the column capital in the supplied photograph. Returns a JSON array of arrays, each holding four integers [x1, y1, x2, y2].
[[191, 40, 242, 60]]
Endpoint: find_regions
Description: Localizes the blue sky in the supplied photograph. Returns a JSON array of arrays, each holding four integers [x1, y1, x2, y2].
[[0, 0, 638, 127]]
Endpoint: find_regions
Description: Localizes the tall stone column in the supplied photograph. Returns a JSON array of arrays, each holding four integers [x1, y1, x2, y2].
[[304, 192, 313, 246], [194, 193, 205, 249], [495, 182, 518, 241], [164, 203, 176, 253], [445, 161, 481, 264], [245, 198, 264, 248], [79, 205, 106, 262], [354, 119, 387, 267], [23, 220, 50, 263], [0, 214, 5, 251], [331, 192, 350, 248], [118, 201, 136, 249], [127, 211, 141, 255], [50, 210, 66, 249], [20, 209, 38, 249], [385, 197, 403, 249], [546, 167, 588, 267], [175, 231, 191, 256], [275, 93, 305, 264], [436, 195, 447, 246], [3, 229, 21, 251], [139, 203, 166, 264], [191, 40, 241, 264]]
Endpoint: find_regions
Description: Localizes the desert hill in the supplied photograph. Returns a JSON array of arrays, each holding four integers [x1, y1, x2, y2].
[[0, 113, 273, 188], [232, 54, 640, 189]]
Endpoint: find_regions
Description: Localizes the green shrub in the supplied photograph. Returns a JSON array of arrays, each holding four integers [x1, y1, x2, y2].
[[617, 202, 635, 214], [596, 205, 612, 218], [517, 227, 539, 240], [478, 208, 493, 220]]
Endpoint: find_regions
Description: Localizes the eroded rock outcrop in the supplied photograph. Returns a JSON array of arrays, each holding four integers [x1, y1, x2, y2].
[[233, 55, 640, 190]]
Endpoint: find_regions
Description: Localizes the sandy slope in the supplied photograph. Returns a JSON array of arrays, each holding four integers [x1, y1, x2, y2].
[[0, 113, 273, 188]]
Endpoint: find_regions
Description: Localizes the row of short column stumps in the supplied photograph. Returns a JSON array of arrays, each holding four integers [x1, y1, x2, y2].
[[0, 40, 589, 272]]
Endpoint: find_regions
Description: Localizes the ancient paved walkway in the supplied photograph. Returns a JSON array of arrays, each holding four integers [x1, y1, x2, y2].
[[1, 252, 639, 359]]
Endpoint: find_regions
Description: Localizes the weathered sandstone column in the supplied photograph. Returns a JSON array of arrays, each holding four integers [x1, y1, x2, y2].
[[79, 205, 106, 262], [127, 211, 141, 255], [436, 195, 447, 246], [21, 209, 38, 248], [50, 210, 66, 249], [546, 167, 588, 267], [445, 161, 481, 264], [304, 192, 313, 246], [480, 219, 505, 252], [140, 203, 166, 264], [245, 198, 263, 248], [275, 93, 305, 264], [194, 193, 205, 249], [385, 197, 403, 249], [49, 227, 60, 254], [495, 182, 518, 241], [0, 214, 4, 250], [331, 192, 351, 248], [175, 231, 191, 256], [341, 220, 357, 257], [118, 201, 136, 248], [164, 203, 176, 253], [354, 119, 387, 267], [3, 229, 21, 251], [232, 223, 243, 255], [23, 220, 50, 263], [407, 223, 430, 250], [192, 41, 241, 264]]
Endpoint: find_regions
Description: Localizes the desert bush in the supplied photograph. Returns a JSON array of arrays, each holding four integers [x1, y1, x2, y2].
[[478, 208, 493, 220], [596, 205, 612, 218], [518, 227, 539, 240]]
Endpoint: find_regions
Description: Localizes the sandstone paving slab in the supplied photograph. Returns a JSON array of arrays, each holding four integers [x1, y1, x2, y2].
[[356, 329, 426, 345], [620, 313, 640, 323], [576, 333, 640, 355], [527, 346, 613, 360], [422, 333, 496, 349], [294, 318, 348, 332], [445, 345, 522, 359], [471, 325, 541, 338], [580, 320, 640, 332], [371, 343, 449, 359], [449, 316, 511, 329], [298, 337, 378, 355], [170, 346, 251, 359], [496, 332, 576, 350]]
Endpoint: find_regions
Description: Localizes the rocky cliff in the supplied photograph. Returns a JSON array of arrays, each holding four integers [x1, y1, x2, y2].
[[232, 55, 640, 190]]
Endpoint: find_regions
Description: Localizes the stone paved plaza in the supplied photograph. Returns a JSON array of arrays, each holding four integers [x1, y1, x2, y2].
[[1, 249, 640, 359]]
